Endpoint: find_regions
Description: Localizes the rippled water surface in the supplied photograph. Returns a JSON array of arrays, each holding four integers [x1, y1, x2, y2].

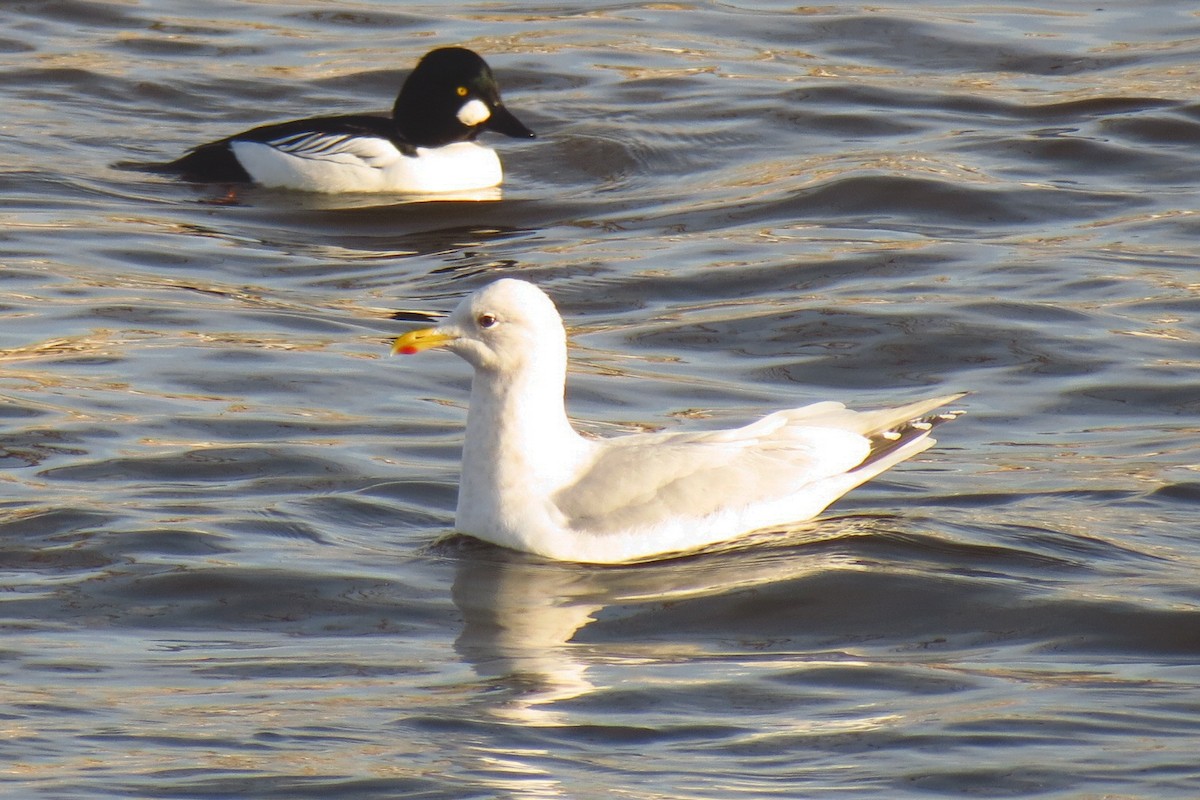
[[3, 1, 1200, 797]]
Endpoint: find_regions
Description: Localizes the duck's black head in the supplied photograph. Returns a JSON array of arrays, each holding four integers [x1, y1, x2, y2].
[[392, 47, 535, 147]]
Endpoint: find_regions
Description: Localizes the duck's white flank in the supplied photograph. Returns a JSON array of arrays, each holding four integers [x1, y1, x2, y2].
[[229, 139, 502, 193]]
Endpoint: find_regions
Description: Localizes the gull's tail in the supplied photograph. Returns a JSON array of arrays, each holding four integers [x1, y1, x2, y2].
[[853, 393, 967, 474]]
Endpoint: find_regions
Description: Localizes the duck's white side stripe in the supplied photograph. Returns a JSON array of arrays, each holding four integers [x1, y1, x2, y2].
[[265, 132, 402, 168], [229, 138, 503, 193]]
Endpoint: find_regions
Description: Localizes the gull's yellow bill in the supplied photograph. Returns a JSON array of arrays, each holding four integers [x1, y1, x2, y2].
[[392, 327, 455, 356]]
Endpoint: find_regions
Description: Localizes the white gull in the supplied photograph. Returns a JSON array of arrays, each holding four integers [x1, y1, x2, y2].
[[392, 278, 963, 564]]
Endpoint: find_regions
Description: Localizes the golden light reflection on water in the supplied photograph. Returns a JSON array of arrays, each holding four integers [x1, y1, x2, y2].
[[4, 1, 1200, 796]]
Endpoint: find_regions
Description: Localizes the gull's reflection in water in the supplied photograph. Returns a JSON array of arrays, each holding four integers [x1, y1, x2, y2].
[[439, 519, 914, 798], [450, 545, 605, 726], [446, 523, 858, 726]]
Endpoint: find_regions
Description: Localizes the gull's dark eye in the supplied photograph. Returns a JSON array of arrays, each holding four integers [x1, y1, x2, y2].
[[477, 313, 497, 329]]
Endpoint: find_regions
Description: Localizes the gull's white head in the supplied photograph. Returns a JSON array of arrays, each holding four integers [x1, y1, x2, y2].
[[392, 279, 566, 374]]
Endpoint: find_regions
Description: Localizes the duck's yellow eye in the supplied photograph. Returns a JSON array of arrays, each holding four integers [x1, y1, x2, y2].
[[456, 86, 468, 97]]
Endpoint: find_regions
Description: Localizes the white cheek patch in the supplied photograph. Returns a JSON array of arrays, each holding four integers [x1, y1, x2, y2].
[[456, 98, 491, 127]]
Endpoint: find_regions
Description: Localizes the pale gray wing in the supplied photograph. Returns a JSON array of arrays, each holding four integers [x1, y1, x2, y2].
[[552, 424, 869, 535]]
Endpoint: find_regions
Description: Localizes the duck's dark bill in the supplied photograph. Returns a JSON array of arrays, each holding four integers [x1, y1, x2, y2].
[[486, 105, 535, 139]]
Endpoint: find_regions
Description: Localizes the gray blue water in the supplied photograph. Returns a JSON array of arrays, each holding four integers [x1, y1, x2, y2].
[[3, 1, 1199, 797]]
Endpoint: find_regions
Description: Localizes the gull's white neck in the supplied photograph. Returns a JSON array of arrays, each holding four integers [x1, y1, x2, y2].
[[456, 347, 590, 534]]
